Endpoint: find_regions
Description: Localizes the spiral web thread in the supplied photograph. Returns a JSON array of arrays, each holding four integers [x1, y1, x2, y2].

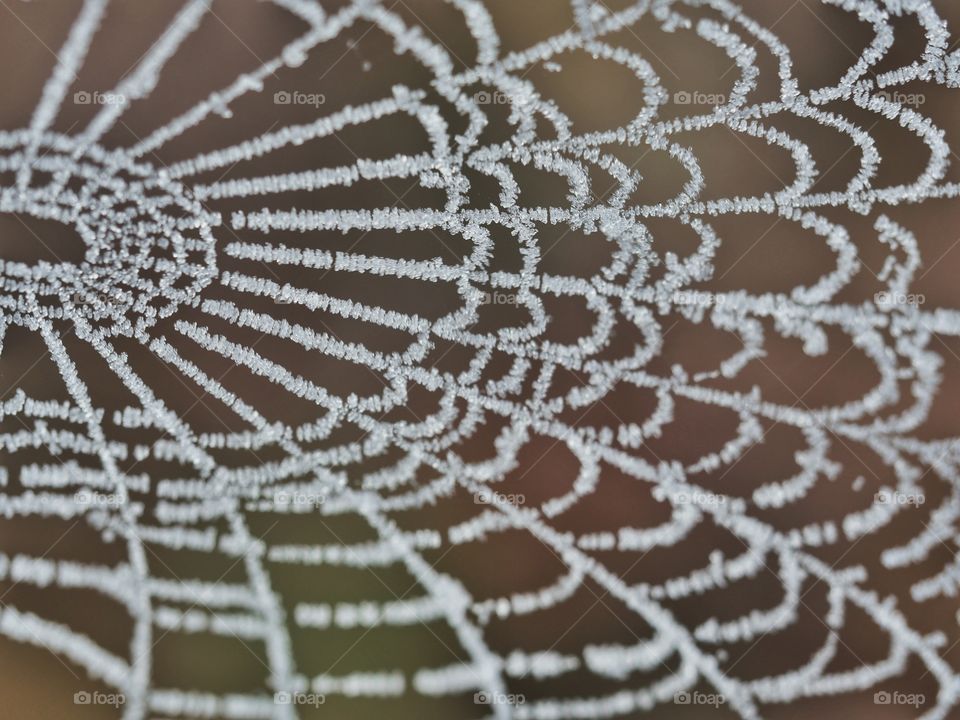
[[1, 0, 960, 718]]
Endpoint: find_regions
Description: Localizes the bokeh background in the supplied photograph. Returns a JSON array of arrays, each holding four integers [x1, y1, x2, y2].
[[0, 0, 959, 717]]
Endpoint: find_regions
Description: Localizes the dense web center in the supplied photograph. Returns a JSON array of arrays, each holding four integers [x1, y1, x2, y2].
[[0, 130, 218, 337]]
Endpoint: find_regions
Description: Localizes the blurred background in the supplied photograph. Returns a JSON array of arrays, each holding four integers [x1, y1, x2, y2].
[[0, 0, 959, 717]]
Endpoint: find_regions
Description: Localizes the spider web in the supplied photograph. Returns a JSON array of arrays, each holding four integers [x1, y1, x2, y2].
[[1, 0, 960, 718]]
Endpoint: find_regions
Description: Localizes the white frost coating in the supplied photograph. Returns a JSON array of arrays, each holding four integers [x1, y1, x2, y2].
[[1, 0, 960, 718]]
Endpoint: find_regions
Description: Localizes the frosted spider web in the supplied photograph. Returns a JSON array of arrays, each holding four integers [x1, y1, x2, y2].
[[1, 0, 960, 718]]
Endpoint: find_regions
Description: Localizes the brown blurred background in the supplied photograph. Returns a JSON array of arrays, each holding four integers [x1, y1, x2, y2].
[[0, 1, 959, 718]]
